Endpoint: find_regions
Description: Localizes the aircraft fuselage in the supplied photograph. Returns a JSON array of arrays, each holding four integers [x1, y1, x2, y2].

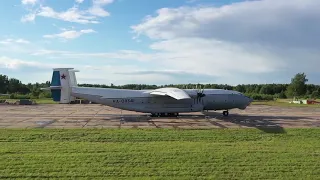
[[71, 87, 252, 114], [44, 68, 253, 117]]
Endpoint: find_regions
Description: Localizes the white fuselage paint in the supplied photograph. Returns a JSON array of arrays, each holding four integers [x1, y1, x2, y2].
[[70, 87, 252, 113]]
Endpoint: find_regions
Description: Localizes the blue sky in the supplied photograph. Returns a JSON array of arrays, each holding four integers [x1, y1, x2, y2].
[[0, 0, 320, 85]]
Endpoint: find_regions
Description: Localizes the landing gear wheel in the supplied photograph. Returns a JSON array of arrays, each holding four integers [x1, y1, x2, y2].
[[222, 110, 229, 117], [151, 113, 160, 117], [150, 113, 179, 117]]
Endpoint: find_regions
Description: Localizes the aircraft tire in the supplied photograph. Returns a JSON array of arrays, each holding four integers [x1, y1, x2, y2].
[[222, 110, 229, 117], [151, 113, 158, 117], [151, 113, 179, 117]]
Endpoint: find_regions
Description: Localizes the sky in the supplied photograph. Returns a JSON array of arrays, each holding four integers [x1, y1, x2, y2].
[[0, 0, 319, 85]]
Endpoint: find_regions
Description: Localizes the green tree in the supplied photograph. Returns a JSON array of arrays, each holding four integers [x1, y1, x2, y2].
[[0, 74, 9, 93], [286, 73, 308, 98], [254, 85, 261, 94], [7, 78, 22, 93], [277, 90, 287, 99], [311, 91, 319, 99], [235, 85, 246, 93]]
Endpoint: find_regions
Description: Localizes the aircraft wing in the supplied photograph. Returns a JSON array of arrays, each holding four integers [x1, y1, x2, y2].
[[147, 87, 191, 100]]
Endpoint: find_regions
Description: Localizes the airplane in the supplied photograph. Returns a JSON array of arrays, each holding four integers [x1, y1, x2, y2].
[[41, 68, 253, 117]]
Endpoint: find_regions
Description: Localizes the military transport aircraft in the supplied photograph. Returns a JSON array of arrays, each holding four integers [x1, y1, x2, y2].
[[41, 68, 253, 117]]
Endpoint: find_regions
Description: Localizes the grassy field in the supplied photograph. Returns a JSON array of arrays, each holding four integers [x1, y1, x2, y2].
[[252, 99, 320, 107], [0, 128, 319, 179], [34, 98, 58, 104], [3, 98, 58, 104]]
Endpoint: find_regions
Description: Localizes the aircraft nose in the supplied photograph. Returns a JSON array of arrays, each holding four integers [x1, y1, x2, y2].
[[247, 96, 253, 105], [244, 96, 253, 105]]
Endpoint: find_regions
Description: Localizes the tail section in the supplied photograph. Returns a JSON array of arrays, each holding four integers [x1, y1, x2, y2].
[[41, 68, 79, 103]]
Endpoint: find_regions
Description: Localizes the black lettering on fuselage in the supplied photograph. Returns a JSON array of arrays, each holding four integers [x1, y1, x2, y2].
[[112, 99, 134, 103]]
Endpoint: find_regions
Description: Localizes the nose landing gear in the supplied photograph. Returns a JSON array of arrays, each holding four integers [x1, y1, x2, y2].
[[222, 110, 229, 117]]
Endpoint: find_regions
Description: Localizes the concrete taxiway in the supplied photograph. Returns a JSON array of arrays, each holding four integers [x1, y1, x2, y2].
[[0, 104, 319, 130]]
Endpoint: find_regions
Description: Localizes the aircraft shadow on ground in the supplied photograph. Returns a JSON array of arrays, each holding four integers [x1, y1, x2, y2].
[[200, 111, 315, 134], [98, 112, 316, 133]]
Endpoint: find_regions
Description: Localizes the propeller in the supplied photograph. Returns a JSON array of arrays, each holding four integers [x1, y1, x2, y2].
[[194, 84, 205, 103], [197, 86, 205, 97], [195, 84, 204, 95]]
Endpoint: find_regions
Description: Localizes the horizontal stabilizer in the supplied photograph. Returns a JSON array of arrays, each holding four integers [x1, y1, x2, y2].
[[40, 86, 62, 90]]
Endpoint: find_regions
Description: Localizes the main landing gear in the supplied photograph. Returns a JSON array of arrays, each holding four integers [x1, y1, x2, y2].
[[222, 110, 229, 117], [150, 113, 179, 117]]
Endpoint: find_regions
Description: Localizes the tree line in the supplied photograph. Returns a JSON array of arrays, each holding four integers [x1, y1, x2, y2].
[[0, 73, 319, 100]]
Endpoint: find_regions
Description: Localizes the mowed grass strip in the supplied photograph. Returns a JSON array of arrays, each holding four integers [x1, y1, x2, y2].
[[0, 129, 319, 179]]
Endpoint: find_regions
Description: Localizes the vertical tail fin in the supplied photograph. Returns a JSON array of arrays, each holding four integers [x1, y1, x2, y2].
[[42, 68, 79, 104]]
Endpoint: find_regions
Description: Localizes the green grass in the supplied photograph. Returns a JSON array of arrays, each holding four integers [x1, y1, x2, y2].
[[3, 98, 57, 104], [252, 99, 320, 107], [0, 128, 319, 179], [34, 98, 57, 104]]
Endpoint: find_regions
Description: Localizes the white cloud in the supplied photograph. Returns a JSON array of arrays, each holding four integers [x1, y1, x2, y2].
[[31, 49, 158, 63], [15, 39, 30, 44], [21, 0, 37, 5], [10, 0, 320, 84], [148, 38, 285, 75], [93, 0, 114, 5], [88, 0, 113, 17], [128, 0, 320, 84], [0, 38, 30, 44], [88, 6, 110, 17], [21, 13, 36, 22], [30, 50, 72, 56], [132, 0, 320, 48], [43, 29, 96, 40], [30, 39, 284, 76], [21, 0, 113, 24], [37, 6, 99, 24], [75, 0, 85, 3], [0, 56, 174, 85], [0, 56, 56, 70], [20, 0, 38, 23], [0, 38, 47, 57]]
